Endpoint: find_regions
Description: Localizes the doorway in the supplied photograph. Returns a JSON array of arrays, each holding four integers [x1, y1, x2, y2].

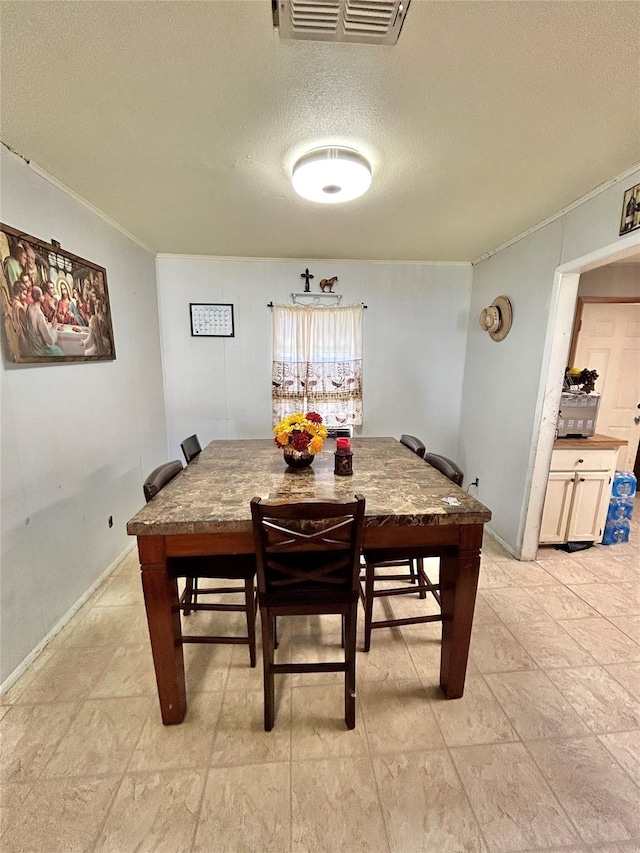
[[569, 297, 640, 471], [520, 239, 640, 561]]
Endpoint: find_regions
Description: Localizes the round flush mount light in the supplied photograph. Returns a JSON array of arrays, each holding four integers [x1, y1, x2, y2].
[[291, 147, 372, 204]]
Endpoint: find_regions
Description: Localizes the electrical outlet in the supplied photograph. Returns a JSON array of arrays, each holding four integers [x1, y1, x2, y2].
[[108, 515, 113, 528], [470, 478, 479, 489]]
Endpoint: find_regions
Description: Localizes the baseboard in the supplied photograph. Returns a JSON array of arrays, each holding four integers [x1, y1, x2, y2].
[[0, 542, 137, 697]]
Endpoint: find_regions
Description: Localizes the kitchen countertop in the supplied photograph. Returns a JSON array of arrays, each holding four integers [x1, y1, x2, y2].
[[553, 433, 628, 451], [127, 437, 491, 537]]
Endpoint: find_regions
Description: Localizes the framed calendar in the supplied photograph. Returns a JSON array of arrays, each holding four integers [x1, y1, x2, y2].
[[189, 303, 235, 337]]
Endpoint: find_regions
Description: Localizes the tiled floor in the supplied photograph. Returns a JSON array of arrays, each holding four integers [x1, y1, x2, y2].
[[2, 506, 639, 853]]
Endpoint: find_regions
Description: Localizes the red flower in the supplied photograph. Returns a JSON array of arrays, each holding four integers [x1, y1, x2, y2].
[[291, 431, 311, 451], [305, 411, 323, 424]]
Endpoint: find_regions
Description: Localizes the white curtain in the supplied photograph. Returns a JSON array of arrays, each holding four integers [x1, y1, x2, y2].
[[272, 303, 363, 427]]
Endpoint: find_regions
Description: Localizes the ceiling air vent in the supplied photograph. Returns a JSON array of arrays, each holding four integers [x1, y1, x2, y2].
[[272, 0, 411, 45]]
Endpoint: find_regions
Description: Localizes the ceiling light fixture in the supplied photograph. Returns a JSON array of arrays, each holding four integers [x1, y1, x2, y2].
[[291, 147, 372, 204]]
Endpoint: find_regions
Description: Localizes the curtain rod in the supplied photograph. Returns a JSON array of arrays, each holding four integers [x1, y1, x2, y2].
[[266, 302, 368, 309]]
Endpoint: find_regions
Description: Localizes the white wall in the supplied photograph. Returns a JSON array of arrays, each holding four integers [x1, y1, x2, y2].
[[459, 167, 640, 554], [578, 263, 640, 298], [0, 146, 168, 686], [156, 257, 472, 461]]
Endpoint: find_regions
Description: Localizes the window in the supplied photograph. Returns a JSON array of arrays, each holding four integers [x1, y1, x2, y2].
[[271, 303, 363, 427]]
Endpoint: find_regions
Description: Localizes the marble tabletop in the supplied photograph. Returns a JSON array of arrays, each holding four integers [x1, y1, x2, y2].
[[127, 437, 491, 536]]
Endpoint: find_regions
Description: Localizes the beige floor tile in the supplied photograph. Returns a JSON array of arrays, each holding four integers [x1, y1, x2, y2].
[[373, 749, 485, 853], [558, 618, 640, 664], [469, 623, 536, 674], [288, 632, 345, 686], [575, 553, 638, 583], [485, 670, 590, 740], [183, 642, 233, 692], [527, 736, 640, 844], [93, 572, 145, 607], [534, 557, 598, 586], [88, 644, 158, 698], [610, 615, 640, 644], [42, 696, 152, 777], [547, 666, 640, 733], [479, 588, 551, 624], [290, 683, 369, 759], [94, 769, 206, 853], [128, 691, 223, 772], [450, 742, 578, 852], [4, 646, 115, 705], [617, 581, 640, 604], [53, 604, 143, 648], [402, 622, 447, 679], [225, 643, 263, 689], [0, 781, 33, 839], [358, 679, 445, 753], [210, 688, 291, 765], [587, 843, 640, 853], [478, 560, 518, 590], [0, 702, 79, 783], [507, 621, 596, 669], [194, 763, 291, 853], [357, 633, 420, 682], [482, 535, 515, 561], [567, 583, 640, 617], [599, 731, 640, 785], [500, 561, 557, 587], [430, 675, 517, 747], [1, 775, 121, 853], [530, 585, 600, 621], [471, 596, 504, 625], [605, 661, 640, 701], [292, 756, 389, 853], [6, 538, 639, 853]]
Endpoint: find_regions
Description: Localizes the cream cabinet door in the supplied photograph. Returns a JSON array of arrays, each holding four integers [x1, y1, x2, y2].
[[567, 471, 611, 542], [539, 473, 574, 544]]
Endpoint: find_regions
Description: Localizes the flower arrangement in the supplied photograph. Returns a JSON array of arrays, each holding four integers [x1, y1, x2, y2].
[[273, 411, 328, 455], [564, 367, 599, 395]]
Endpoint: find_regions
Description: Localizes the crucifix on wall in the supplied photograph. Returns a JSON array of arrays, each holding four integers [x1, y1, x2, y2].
[[300, 268, 314, 292]]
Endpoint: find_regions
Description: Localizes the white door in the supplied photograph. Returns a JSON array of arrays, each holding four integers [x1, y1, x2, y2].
[[573, 302, 640, 471]]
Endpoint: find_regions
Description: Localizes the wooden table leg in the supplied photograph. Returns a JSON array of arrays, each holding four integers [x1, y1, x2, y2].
[[138, 536, 186, 724], [439, 524, 483, 699]]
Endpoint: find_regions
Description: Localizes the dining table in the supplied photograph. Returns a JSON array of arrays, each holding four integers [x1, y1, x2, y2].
[[127, 437, 492, 724]]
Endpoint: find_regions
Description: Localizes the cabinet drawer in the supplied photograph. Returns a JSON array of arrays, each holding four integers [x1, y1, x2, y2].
[[550, 448, 617, 472]]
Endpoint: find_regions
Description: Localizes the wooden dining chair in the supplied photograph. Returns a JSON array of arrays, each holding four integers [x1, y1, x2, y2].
[[143, 461, 257, 666], [181, 433, 202, 464], [360, 435, 464, 651], [250, 495, 366, 731], [400, 434, 426, 458], [179, 433, 205, 607]]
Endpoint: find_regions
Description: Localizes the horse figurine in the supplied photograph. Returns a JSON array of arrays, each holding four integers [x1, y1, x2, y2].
[[319, 276, 338, 293]]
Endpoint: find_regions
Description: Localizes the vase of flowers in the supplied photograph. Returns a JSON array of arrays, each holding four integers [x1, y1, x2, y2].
[[273, 411, 328, 469]]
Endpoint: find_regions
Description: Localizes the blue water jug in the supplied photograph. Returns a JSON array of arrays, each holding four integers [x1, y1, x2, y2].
[[606, 498, 635, 523], [602, 519, 631, 545], [611, 470, 637, 499]]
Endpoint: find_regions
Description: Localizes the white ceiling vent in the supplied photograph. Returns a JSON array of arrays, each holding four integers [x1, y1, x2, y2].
[[272, 0, 411, 45]]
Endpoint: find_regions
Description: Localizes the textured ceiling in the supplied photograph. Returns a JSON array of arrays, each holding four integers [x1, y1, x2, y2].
[[1, 1, 639, 262]]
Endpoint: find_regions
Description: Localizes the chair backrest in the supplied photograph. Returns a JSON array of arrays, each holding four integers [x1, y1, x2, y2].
[[400, 434, 426, 458], [423, 452, 464, 487], [143, 460, 184, 503], [250, 496, 366, 600], [181, 434, 202, 464]]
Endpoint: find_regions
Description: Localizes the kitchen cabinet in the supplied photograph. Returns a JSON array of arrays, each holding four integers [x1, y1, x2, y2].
[[539, 435, 627, 545]]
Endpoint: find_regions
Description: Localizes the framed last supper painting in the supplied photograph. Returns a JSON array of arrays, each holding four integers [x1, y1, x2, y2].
[[0, 223, 116, 364]]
